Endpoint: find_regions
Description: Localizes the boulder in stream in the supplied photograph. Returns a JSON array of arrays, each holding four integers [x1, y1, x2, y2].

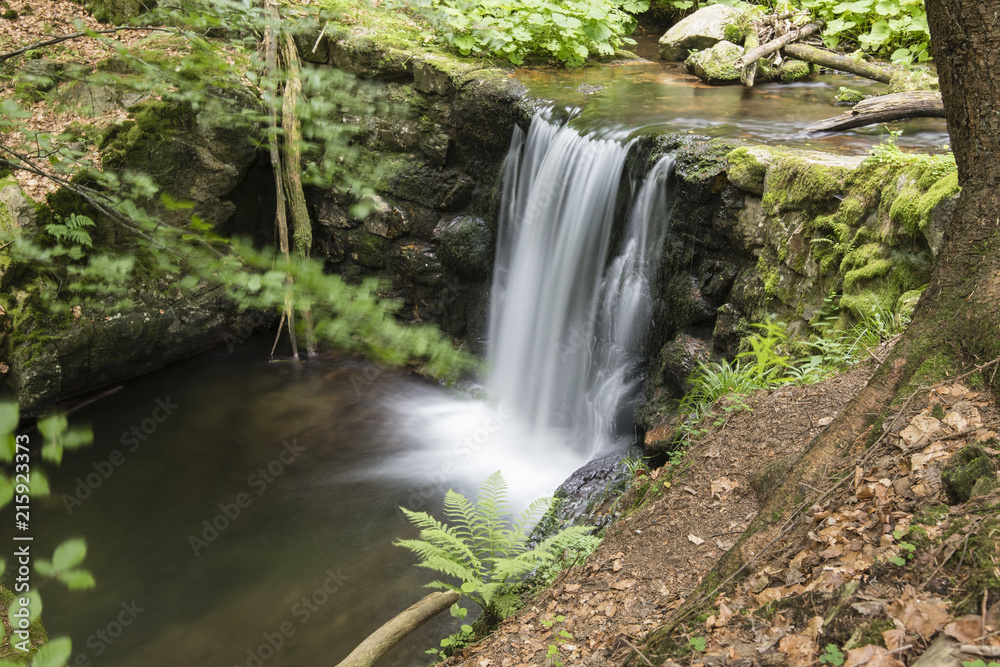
[[659, 4, 747, 61], [685, 40, 744, 84]]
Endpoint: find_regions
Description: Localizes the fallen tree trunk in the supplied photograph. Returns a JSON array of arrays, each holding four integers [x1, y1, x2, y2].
[[783, 43, 892, 83], [735, 21, 822, 68], [804, 90, 945, 132], [334, 591, 460, 667], [740, 26, 760, 87]]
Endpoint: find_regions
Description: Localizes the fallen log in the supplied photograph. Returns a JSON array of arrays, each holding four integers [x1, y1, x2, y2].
[[804, 90, 944, 133], [334, 591, 461, 667], [783, 43, 891, 83], [734, 21, 822, 68], [740, 26, 760, 87]]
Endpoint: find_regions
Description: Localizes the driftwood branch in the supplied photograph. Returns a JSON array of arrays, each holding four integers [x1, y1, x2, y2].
[[783, 43, 892, 83], [740, 26, 759, 87], [0, 26, 171, 64], [804, 90, 944, 133], [735, 21, 822, 68], [335, 591, 461, 667]]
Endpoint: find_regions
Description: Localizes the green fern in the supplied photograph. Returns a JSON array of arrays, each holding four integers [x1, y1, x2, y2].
[[45, 213, 95, 248], [396, 471, 599, 619]]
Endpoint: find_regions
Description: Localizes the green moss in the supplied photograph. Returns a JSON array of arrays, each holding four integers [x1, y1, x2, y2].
[[99, 100, 195, 168], [857, 618, 895, 648], [346, 230, 388, 268], [761, 156, 849, 214], [0, 583, 48, 661], [778, 59, 811, 83], [723, 23, 745, 44], [835, 87, 865, 105], [725, 146, 771, 195]]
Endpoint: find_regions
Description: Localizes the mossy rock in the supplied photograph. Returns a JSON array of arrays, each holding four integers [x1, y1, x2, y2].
[[835, 87, 866, 106], [346, 230, 389, 268], [433, 215, 493, 280], [726, 146, 774, 196], [888, 66, 939, 94], [684, 40, 744, 84], [942, 445, 997, 504], [778, 59, 812, 83]]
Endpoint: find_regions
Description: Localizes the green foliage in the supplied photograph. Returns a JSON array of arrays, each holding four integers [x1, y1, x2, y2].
[[688, 635, 706, 652], [541, 615, 572, 666], [390, 0, 650, 66], [865, 129, 957, 182], [395, 472, 600, 620], [819, 643, 845, 665], [964, 661, 1000, 667], [799, 0, 930, 63], [0, 403, 94, 665]]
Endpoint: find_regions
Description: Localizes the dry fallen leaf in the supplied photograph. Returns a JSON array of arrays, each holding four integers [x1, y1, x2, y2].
[[688, 534, 705, 545], [778, 634, 818, 666], [611, 579, 636, 590], [887, 586, 951, 640], [944, 615, 985, 643], [844, 644, 905, 667]]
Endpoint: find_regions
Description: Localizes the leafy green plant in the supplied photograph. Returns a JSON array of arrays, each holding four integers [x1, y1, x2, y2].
[[819, 643, 846, 665], [688, 635, 706, 652], [44, 212, 95, 248], [540, 614, 574, 666], [396, 472, 599, 621], [889, 527, 916, 566], [425, 603, 475, 660], [865, 129, 957, 181], [799, 0, 931, 63], [963, 661, 1000, 667], [0, 402, 95, 667], [390, 0, 650, 66]]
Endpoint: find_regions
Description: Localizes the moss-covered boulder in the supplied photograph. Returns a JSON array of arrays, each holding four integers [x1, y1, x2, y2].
[[0, 177, 37, 288], [659, 4, 747, 61], [433, 215, 493, 280], [778, 59, 812, 83], [685, 41, 744, 84], [942, 445, 997, 504], [835, 87, 866, 106], [99, 96, 257, 229]]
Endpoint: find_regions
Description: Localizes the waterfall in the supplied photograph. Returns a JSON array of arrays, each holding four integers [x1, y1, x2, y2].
[[382, 114, 676, 509], [488, 116, 676, 456]]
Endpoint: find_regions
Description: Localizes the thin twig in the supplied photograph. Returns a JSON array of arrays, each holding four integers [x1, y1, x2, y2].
[[621, 637, 654, 667], [0, 26, 173, 64]]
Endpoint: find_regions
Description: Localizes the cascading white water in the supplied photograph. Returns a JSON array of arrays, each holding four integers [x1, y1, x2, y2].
[[488, 116, 676, 457], [378, 114, 676, 510]]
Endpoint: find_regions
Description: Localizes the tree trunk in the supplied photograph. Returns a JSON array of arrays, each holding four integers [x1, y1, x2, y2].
[[804, 91, 944, 132], [262, 0, 298, 360], [740, 26, 759, 87], [278, 31, 317, 356], [642, 0, 1000, 658], [783, 43, 892, 83]]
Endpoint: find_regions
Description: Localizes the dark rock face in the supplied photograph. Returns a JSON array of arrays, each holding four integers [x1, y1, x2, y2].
[[434, 216, 493, 281], [942, 446, 998, 504]]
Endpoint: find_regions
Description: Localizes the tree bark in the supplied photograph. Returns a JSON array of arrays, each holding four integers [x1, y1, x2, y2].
[[334, 591, 461, 667], [734, 22, 822, 68], [804, 91, 944, 132], [262, 0, 298, 360], [278, 31, 317, 356], [783, 43, 892, 83]]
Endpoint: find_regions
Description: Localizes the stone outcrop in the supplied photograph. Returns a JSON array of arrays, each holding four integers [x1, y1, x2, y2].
[[659, 4, 747, 61]]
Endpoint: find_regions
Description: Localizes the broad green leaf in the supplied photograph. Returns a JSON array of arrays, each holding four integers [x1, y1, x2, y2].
[[9, 589, 42, 625], [30, 637, 72, 667], [0, 475, 12, 508], [52, 538, 87, 571], [58, 569, 97, 590], [37, 413, 67, 440], [0, 403, 18, 435], [28, 469, 50, 498], [35, 559, 55, 577]]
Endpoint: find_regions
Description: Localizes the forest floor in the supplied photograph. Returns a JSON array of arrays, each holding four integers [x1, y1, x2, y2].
[[446, 347, 1000, 667]]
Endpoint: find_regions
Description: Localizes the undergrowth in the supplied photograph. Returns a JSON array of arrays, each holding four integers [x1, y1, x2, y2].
[[672, 298, 908, 460]]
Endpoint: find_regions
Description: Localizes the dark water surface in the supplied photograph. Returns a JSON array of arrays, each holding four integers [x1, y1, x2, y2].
[[16, 340, 459, 667]]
